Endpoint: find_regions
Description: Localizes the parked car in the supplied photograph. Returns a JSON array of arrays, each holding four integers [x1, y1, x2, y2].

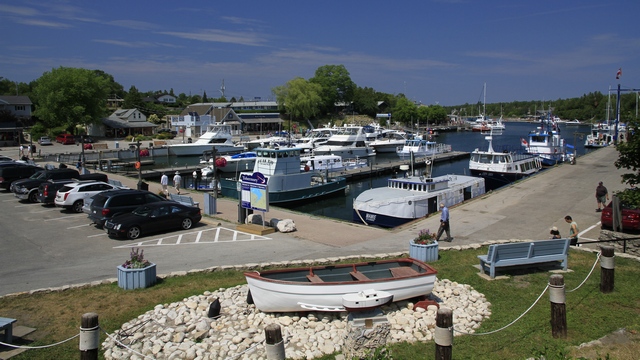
[[11, 168, 81, 202], [54, 181, 121, 213], [0, 164, 42, 190], [601, 200, 640, 231], [0, 155, 15, 163], [74, 135, 95, 143], [38, 137, 53, 145], [87, 189, 167, 228], [104, 202, 201, 239], [36, 173, 108, 205], [55, 133, 75, 145], [36, 179, 77, 205]]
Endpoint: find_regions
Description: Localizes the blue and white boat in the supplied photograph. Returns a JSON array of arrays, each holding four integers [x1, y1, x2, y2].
[[353, 163, 485, 228], [521, 120, 568, 166], [396, 139, 451, 159], [219, 147, 347, 204]]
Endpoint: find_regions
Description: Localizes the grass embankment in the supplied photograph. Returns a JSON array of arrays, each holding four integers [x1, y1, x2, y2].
[[1, 248, 639, 359]]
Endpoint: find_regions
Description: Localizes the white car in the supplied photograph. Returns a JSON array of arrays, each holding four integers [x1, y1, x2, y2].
[[54, 181, 120, 213], [38, 136, 53, 145]]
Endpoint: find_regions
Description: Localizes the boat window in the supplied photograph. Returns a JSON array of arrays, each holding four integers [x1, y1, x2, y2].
[[479, 154, 490, 163]]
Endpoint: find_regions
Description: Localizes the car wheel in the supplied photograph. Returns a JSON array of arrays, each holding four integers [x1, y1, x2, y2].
[[126, 226, 141, 240], [72, 200, 84, 213], [181, 218, 193, 230], [29, 191, 38, 203]]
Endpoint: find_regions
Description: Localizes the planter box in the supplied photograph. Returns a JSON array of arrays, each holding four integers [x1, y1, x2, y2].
[[117, 263, 157, 290], [409, 241, 439, 262]]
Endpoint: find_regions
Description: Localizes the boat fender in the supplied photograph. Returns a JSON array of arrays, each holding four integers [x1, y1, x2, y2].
[[304, 165, 310, 172], [425, 159, 432, 165], [215, 157, 227, 168]]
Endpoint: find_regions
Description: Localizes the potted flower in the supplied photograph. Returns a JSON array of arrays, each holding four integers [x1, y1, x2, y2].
[[117, 248, 157, 289], [409, 229, 439, 262]]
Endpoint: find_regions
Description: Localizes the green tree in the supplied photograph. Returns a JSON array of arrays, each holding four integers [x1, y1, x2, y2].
[[614, 118, 640, 187], [32, 67, 110, 132], [310, 65, 355, 115], [353, 86, 379, 117], [272, 77, 322, 121], [391, 96, 417, 125], [202, 91, 208, 103], [123, 85, 143, 109]]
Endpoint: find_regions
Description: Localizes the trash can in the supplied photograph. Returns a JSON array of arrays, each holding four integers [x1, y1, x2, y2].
[[204, 193, 217, 215], [139, 181, 149, 191]]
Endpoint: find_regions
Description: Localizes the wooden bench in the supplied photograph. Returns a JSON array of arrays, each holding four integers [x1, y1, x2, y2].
[[169, 193, 199, 207], [478, 239, 571, 279], [0, 317, 17, 343], [350, 271, 369, 281], [389, 266, 419, 278]]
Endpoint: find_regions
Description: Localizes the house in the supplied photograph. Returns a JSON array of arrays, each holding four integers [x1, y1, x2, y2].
[[168, 103, 283, 137], [157, 94, 177, 104], [89, 109, 158, 138], [0, 96, 32, 119]]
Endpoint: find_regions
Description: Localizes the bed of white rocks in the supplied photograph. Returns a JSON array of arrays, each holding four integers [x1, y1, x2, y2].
[[102, 278, 491, 360]]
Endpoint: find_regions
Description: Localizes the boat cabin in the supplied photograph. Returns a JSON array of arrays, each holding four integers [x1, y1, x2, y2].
[[253, 148, 303, 176], [388, 177, 449, 192]]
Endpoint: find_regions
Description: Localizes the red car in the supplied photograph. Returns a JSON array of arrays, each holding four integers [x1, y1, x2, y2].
[[601, 201, 640, 231]]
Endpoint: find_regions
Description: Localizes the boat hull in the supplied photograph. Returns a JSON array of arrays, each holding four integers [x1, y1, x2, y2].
[[219, 177, 347, 204], [469, 169, 529, 190], [244, 258, 437, 312], [167, 144, 244, 156]]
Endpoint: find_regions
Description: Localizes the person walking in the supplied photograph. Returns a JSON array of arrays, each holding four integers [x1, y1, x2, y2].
[[173, 171, 182, 195], [565, 215, 579, 246], [436, 203, 452, 242], [160, 172, 169, 196], [595, 181, 609, 212]]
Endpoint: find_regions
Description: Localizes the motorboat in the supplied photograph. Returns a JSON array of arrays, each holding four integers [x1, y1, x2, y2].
[[564, 119, 582, 126], [369, 130, 407, 153], [584, 122, 620, 148], [218, 147, 347, 204], [244, 135, 295, 152], [244, 257, 437, 312], [165, 124, 244, 156], [353, 162, 485, 228], [469, 131, 541, 190], [201, 151, 257, 176], [396, 139, 451, 159], [521, 120, 568, 166], [312, 126, 376, 158], [300, 154, 367, 173], [342, 289, 394, 312], [292, 128, 336, 152]]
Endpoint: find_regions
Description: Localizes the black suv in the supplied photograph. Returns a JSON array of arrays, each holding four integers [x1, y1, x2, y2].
[[11, 168, 80, 202], [36, 179, 77, 205], [0, 164, 42, 190], [87, 189, 167, 228]]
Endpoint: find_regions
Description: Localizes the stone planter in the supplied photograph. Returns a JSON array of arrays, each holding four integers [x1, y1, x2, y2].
[[117, 263, 157, 290], [409, 240, 439, 262]]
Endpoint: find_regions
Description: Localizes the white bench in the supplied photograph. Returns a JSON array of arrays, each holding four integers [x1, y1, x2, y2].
[[0, 317, 17, 343], [478, 239, 571, 279], [169, 193, 199, 207]]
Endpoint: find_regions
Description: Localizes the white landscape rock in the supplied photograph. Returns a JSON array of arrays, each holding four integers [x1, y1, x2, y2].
[[102, 279, 491, 360]]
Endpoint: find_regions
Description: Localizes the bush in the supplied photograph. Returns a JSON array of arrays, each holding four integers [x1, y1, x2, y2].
[[615, 187, 640, 209]]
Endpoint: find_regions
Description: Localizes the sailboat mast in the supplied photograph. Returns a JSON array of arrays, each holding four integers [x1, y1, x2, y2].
[[483, 83, 486, 118]]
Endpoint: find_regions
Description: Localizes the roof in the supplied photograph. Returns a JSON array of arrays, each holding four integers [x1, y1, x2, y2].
[[101, 118, 158, 129], [0, 96, 32, 105]]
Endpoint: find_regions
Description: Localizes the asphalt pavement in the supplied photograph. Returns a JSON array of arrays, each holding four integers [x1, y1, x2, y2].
[[0, 140, 628, 297]]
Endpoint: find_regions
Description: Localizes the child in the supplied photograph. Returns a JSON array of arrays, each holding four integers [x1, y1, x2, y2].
[[549, 226, 561, 239]]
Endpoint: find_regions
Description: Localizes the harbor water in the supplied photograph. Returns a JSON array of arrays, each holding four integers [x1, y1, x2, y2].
[[150, 121, 593, 223]]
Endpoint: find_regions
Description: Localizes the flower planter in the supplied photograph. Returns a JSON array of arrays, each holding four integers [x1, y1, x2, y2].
[[117, 263, 157, 290], [409, 240, 439, 262]]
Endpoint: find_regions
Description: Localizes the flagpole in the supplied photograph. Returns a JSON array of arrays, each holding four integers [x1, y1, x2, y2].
[[615, 83, 621, 145]]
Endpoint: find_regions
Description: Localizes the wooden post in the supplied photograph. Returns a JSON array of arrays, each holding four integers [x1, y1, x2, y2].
[[549, 274, 567, 338], [80, 312, 99, 360], [600, 246, 615, 293], [264, 323, 285, 360], [435, 307, 453, 360]]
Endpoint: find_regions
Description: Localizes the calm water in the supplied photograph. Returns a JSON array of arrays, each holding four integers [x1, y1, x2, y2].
[[148, 122, 593, 222], [281, 121, 593, 222]]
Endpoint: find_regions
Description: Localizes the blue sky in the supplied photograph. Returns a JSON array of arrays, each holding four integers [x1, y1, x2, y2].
[[1, 0, 639, 106]]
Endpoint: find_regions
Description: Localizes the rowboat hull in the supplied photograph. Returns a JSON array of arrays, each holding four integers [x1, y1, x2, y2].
[[245, 258, 437, 312]]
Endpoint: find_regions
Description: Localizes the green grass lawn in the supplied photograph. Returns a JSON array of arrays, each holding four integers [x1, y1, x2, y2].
[[1, 247, 639, 359]]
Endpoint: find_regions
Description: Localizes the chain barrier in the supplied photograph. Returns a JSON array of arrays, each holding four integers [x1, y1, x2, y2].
[[454, 250, 602, 336]]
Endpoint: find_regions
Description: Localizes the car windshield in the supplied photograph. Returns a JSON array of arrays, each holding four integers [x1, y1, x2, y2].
[[132, 206, 152, 216], [31, 171, 46, 179]]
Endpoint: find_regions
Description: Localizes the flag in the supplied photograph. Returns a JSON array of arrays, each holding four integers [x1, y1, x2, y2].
[[521, 138, 528, 146], [616, 68, 622, 80]]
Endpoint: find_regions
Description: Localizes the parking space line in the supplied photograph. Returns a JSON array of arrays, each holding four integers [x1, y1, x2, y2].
[[88, 233, 108, 238], [14, 203, 33, 208], [33, 207, 64, 213], [112, 227, 272, 248], [44, 214, 86, 221], [68, 223, 92, 229]]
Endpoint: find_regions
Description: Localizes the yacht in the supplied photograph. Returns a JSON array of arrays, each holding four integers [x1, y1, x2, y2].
[[369, 130, 407, 153], [300, 154, 367, 173], [396, 139, 451, 159], [469, 132, 541, 190], [313, 126, 376, 158], [521, 121, 568, 166], [165, 124, 244, 156], [292, 128, 336, 153]]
